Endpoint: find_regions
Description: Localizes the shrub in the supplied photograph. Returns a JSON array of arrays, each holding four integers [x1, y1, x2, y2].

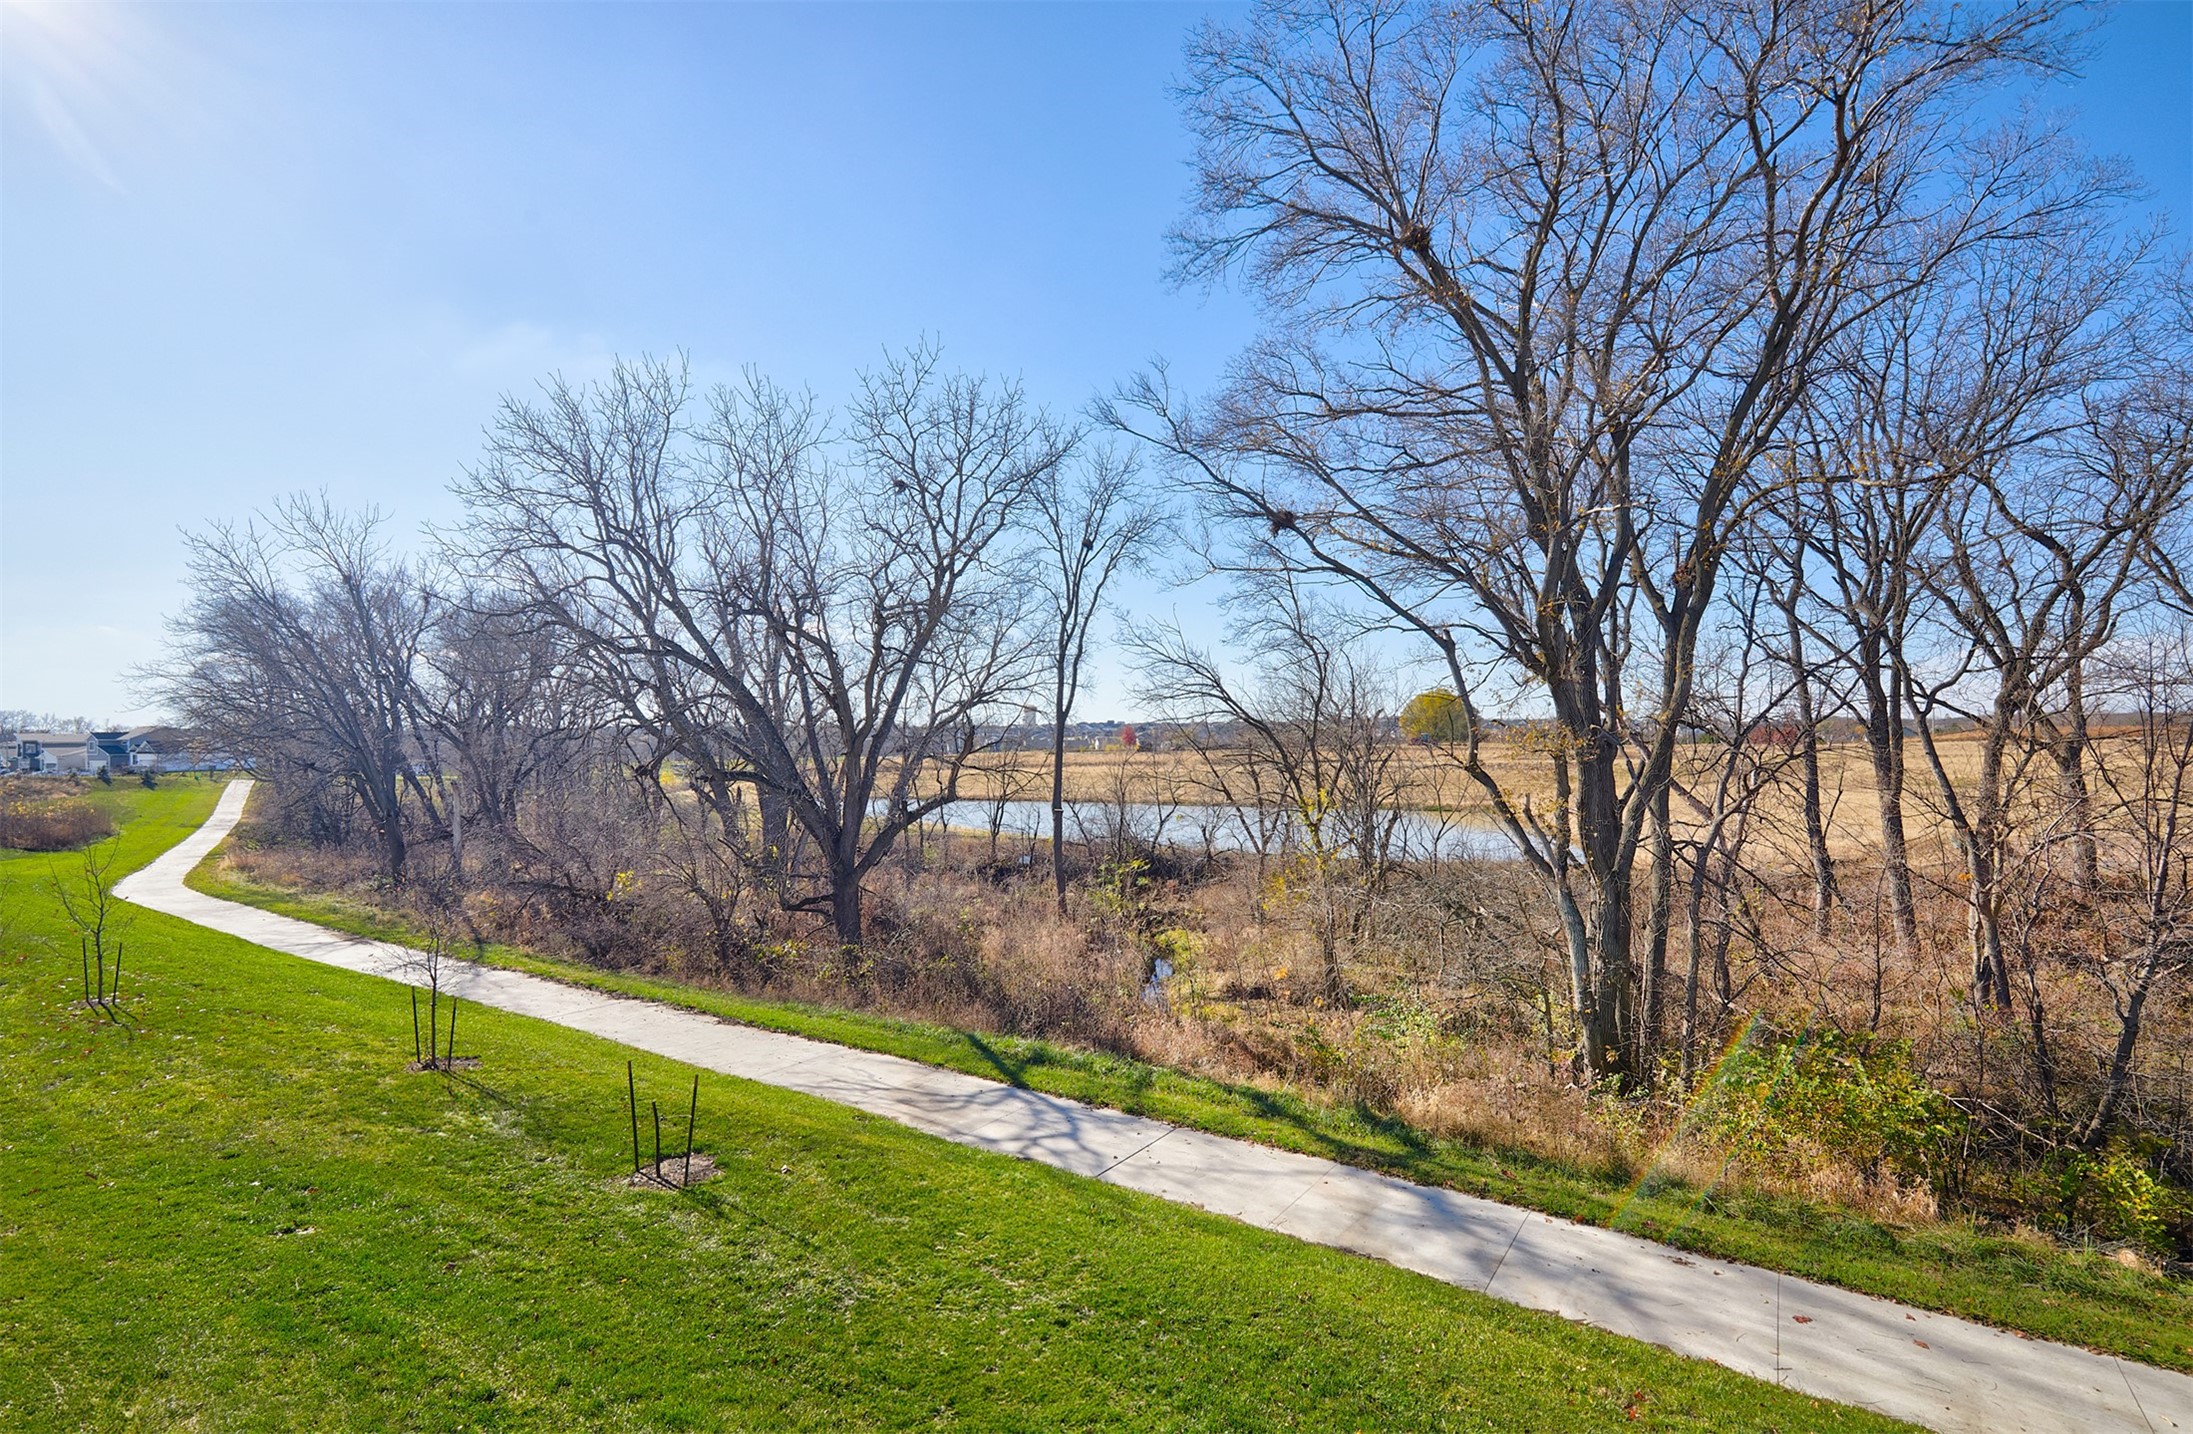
[[1693, 1023, 1960, 1188], [1087, 857, 1153, 929], [2054, 1143, 2185, 1256]]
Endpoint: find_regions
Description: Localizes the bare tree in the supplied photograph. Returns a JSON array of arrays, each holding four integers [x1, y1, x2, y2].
[[1175, 718, 1293, 895], [156, 496, 437, 880], [2068, 630, 2193, 1147], [415, 592, 599, 876], [1667, 566, 1814, 1074], [1109, 0, 2085, 1083], [451, 350, 1068, 946], [1135, 581, 1406, 1003], [1782, 157, 2175, 1003], [1759, 504, 1843, 933], [53, 843, 133, 1013], [1912, 371, 2192, 1011], [1032, 446, 1165, 912], [1787, 324, 1955, 956]]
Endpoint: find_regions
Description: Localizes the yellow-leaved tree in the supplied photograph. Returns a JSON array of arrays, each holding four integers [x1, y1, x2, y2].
[[1398, 689, 1465, 744]]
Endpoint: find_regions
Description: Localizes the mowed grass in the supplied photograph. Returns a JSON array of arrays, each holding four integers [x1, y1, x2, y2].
[[195, 832, 2193, 1376], [3, 785, 1913, 1432]]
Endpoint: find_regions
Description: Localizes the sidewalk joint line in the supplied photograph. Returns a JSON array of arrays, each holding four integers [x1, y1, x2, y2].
[[1482, 1211, 1528, 1293], [1268, 1171, 1327, 1225], [2118, 1356, 2158, 1434], [1095, 1127, 1174, 1180]]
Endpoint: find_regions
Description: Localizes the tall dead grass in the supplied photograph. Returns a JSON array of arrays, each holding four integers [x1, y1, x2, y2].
[[0, 780, 114, 851]]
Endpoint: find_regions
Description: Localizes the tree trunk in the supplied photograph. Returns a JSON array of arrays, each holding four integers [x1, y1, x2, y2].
[[1589, 869, 1635, 1086], [2054, 656, 2100, 899], [1681, 841, 1712, 1082], [1780, 583, 1837, 932], [1575, 731, 1636, 1086], [1790, 655, 1837, 932], [1640, 778, 1673, 1088], [759, 788, 791, 880], [1051, 675, 1069, 917], [1964, 838, 2014, 1010], [1861, 655, 1920, 954], [370, 767, 408, 883], [1554, 880, 1596, 1079], [1534, 701, 1643, 1085], [828, 876, 863, 949], [2072, 966, 2154, 1147], [1318, 878, 1347, 1005], [449, 779, 464, 886], [1965, 723, 2015, 1010]]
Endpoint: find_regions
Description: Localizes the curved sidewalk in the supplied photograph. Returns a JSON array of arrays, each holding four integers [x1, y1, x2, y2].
[[120, 781, 2191, 1434]]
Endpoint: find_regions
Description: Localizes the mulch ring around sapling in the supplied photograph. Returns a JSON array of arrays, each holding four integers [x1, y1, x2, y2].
[[623, 1153, 720, 1190], [406, 1056, 483, 1073]]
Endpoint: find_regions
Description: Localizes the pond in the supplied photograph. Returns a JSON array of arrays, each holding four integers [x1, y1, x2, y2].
[[903, 798, 1524, 864]]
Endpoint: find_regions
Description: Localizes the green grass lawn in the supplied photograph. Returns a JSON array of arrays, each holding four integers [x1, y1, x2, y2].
[[3, 783, 1913, 1431], [186, 795, 2193, 1378]]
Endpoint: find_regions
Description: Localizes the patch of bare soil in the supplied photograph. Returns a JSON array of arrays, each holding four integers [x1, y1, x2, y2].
[[406, 1056, 483, 1072], [622, 1153, 719, 1190]]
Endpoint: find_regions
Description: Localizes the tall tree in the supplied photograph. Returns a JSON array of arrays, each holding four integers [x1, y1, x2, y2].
[[158, 496, 435, 879], [1031, 447, 1164, 914], [1110, 0, 2083, 1083], [1914, 370, 2193, 1010], [452, 350, 1067, 945], [414, 592, 599, 877]]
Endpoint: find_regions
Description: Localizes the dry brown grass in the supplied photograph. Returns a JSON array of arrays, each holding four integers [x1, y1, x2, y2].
[[0, 779, 115, 851]]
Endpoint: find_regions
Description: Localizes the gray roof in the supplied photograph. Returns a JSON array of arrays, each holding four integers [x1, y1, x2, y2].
[[15, 732, 91, 749]]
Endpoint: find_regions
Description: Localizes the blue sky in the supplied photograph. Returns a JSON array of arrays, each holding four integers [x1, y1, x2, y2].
[[3, 1, 2188, 723]]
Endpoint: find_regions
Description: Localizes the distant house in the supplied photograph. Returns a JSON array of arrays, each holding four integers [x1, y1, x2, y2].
[[10, 732, 101, 774], [8, 726, 217, 775], [104, 726, 201, 771], [91, 730, 133, 771]]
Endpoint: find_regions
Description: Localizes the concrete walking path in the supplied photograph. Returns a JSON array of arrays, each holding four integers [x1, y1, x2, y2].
[[119, 781, 2191, 1434]]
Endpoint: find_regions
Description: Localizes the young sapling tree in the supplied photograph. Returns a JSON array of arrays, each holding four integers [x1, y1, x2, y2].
[[52, 843, 133, 1014]]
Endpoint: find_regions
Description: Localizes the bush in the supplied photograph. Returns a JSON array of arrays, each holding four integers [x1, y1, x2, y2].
[[0, 782, 115, 851], [2054, 1143, 2186, 1256], [1693, 1023, 1960, 1188]]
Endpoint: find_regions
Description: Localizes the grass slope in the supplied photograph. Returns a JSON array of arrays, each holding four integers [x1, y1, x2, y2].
[[4, 784, 1909, 1432], [191, 826, 2193, 1375]]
